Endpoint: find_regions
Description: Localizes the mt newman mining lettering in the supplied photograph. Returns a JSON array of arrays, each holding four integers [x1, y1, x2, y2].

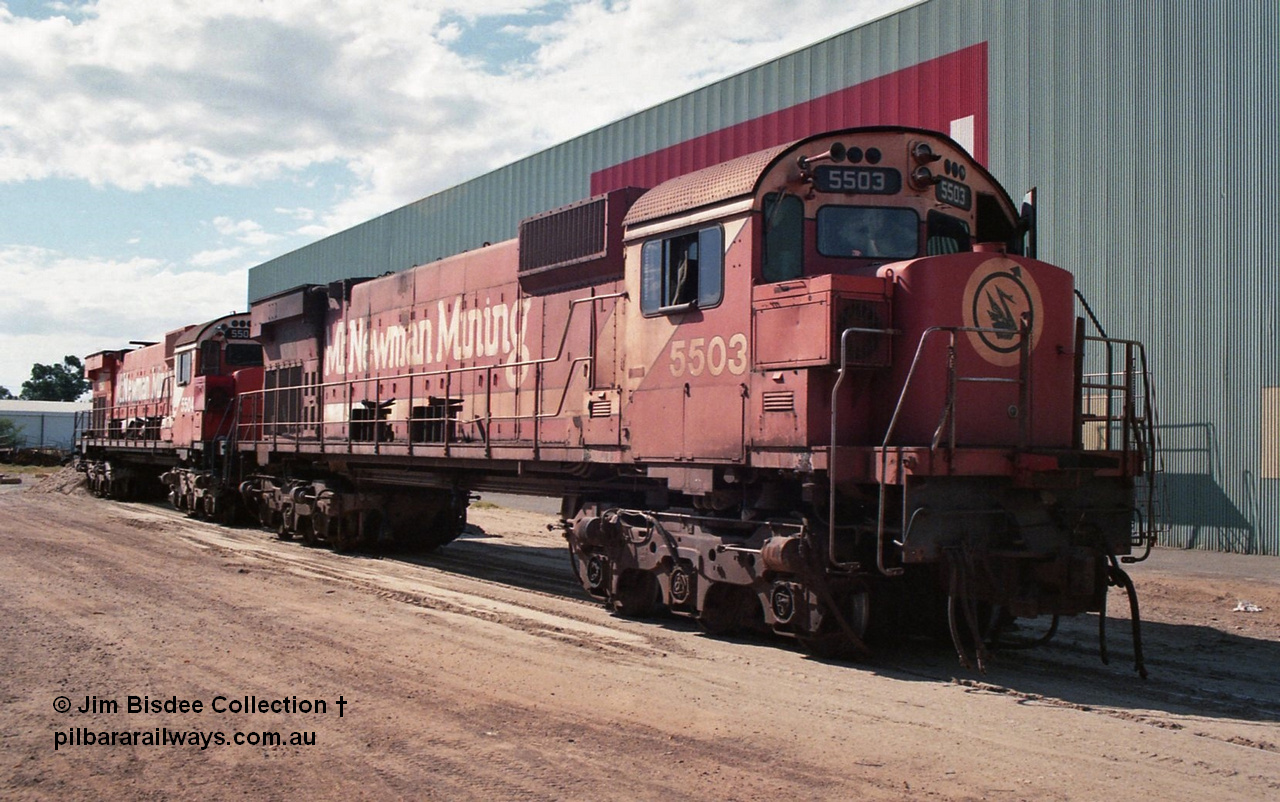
[[325, 295, 534, 384]]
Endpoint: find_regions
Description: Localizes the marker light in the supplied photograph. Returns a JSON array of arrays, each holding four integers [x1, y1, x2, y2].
[[912, 142, 941, 164]]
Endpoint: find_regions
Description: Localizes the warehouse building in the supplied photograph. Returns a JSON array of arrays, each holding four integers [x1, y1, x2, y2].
[[246, 0, 1280, 555], [0, 400, 89, 452]]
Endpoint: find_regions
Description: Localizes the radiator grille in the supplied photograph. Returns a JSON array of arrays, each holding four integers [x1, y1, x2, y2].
[[519, 197, 607, 275]]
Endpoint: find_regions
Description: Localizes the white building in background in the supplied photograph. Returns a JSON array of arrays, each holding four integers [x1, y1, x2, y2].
[[0, 400, 89, 451]]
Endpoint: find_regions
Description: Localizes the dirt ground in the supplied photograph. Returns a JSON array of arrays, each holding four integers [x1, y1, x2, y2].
[[2, 469, 1278, 801]]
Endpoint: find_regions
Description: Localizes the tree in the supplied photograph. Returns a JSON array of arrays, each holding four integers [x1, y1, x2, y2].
[[0, 418, 21, 449], [0, 386, 13, 399], [20, 356, 91, 402]]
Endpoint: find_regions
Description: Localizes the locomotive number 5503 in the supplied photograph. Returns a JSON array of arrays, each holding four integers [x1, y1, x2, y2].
[[669, 333, 748, 377]]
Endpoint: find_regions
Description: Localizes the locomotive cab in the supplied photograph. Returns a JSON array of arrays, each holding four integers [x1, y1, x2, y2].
[[758, 135, 1026, 285], [742, 130, 1075, 458], [614, 128, 1047, 490], [171, 316, 264, 447], [78, 313, 263, 505]]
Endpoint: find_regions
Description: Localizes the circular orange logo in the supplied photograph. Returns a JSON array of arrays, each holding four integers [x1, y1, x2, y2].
[[961, 258, 1043, 367]]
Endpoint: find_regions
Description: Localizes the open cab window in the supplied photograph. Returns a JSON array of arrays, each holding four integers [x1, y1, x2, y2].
[[640, 225, 723, 315]]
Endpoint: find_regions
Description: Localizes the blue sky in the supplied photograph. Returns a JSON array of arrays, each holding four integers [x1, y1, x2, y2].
[[0, 0, 914, 394]]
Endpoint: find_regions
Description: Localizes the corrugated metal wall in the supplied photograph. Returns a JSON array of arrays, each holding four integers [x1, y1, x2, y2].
[[1003, 0, 1280, 555], [245, 0, 1280, 554]]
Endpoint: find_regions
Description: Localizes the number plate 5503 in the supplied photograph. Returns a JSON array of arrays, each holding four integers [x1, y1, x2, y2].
[[669, 333, 748, 377]]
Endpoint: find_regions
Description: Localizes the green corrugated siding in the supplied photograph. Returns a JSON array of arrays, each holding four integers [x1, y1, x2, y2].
[[997, 0, 1280, 555]]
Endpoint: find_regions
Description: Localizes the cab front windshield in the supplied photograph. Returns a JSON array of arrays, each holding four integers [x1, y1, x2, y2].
[[817, 206, 919, 259]]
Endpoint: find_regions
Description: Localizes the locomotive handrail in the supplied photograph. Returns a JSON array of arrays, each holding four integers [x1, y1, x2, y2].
[[76, 395, 174, 453], [879, 323, 1031, 452], [869, 321, 1032, 577], [468, 356, 594, 425], [233, 290, 627, 452], [828, 324, 898, 570], [1077, 333, 1164, 558]]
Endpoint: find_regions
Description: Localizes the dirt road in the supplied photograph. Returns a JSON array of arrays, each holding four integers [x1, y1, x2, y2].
[[2, 475, 1278, 800]]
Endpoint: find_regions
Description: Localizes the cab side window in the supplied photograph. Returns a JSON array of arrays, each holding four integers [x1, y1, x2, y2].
[[640, 226, 724, 315], [176, 351, 193, 386]]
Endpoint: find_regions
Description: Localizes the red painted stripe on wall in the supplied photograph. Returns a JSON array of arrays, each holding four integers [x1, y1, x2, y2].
[[590, 43, 988, 195]]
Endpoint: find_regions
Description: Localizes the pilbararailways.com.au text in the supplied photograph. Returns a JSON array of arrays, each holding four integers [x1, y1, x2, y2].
[[56, 727, 317, 751]]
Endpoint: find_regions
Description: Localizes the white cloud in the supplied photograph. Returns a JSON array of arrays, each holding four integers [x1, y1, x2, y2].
[[189, 246, 246, 267], [0, 244, 247, 391], [212, 216, 276, 247], [274, 206, 316, 223], [0, 0, 914, 224]]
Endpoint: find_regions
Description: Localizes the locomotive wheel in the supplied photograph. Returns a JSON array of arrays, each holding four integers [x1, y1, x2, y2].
[[797, 583, 872, 659], [697, 583, 757, 635], [581, 554, 608, 595], [294, 514, 317, 547], [328, 515, 361, 552], [611, 570, 660, 617], [259, 504, 278, 531], [414, 507, 466, 553], [309, 510, 333, 547], [330, 510, 375, 553], [218, 501, 238, 527], [275, 503, 294, 540]]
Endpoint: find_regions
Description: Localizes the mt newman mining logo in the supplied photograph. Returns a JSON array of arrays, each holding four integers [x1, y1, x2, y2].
[[324, 295, 533, 386], [961, 257, 1044, 367]]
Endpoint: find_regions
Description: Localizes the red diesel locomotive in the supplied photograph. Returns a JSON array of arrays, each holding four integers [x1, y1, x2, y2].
[[79, 127, 1159, 670]]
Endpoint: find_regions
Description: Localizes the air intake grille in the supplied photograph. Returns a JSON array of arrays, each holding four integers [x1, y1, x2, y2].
[[762, 391, 795, 412]]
